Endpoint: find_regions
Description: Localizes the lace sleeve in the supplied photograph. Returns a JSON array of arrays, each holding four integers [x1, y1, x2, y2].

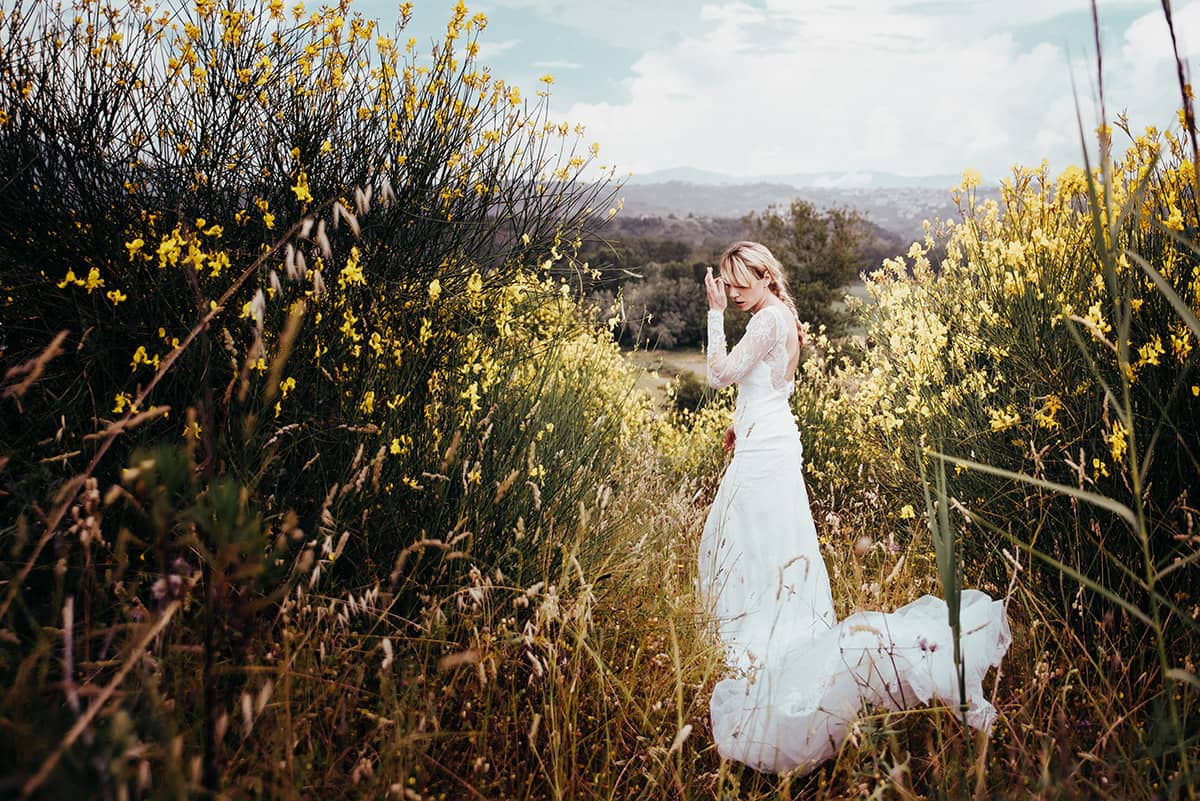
[[706, 307, 781, 389]]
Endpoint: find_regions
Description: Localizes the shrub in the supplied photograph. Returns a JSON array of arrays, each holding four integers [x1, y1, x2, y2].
[[0, 0, 649, 794], [780, 124, 1200, 793], [668, 369, 708, 413]]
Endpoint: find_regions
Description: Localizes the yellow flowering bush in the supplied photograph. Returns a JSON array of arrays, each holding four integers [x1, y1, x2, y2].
[[0, 0, 643, 794], [783, 127, 1195, 529]]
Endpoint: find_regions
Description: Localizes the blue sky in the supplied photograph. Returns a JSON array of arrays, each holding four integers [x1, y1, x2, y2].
[[354, 0, 1197, 181]]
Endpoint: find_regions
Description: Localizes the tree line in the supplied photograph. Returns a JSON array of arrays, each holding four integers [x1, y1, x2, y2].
[[577, 199, 909, 350]]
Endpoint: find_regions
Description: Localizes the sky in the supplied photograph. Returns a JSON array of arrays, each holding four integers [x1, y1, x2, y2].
[[354, 0, 1199, 182]]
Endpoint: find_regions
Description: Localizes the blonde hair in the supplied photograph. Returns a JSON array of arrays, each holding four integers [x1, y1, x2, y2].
[[718, 241, 805, 344]]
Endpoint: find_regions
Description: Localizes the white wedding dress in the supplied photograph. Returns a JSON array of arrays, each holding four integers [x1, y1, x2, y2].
[[699, 304, 1012, 774]]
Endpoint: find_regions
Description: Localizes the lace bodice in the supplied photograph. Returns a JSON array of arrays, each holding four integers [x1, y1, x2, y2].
[[706, 304, 796, 395]]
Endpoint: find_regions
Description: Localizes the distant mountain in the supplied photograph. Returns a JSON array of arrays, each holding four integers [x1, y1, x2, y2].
[[626, 167, 964, 190], [612, 179, 995, 242]]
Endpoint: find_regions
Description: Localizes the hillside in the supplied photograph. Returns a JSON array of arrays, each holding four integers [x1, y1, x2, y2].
[[585, 208, 908, 277], [613, 180, 997, 242]]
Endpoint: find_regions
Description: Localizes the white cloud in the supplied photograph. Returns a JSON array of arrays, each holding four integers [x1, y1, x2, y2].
[[568, 0, 1192, 179], [1121, 2, 1200, 82], [476, 38, 522, 60]]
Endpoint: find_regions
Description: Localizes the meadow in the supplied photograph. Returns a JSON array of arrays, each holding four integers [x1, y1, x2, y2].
[[0, 1, 1198, 799]]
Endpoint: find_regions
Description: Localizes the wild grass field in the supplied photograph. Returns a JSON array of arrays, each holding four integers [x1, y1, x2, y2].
[[1, 1, 1198, 799]]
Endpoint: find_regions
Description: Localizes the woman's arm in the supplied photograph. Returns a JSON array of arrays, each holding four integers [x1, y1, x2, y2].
[[706, 308, 780, 389]]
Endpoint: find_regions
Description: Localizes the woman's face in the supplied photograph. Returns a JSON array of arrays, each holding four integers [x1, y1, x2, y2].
[[724, 270, 771, 313]]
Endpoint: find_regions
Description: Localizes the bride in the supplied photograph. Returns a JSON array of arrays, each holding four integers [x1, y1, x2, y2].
[[699, 241, 1011, 774]]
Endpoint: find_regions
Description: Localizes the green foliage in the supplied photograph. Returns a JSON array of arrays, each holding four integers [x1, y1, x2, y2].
[[609, 261, 709, 349], [580, 210, 883, 349], [669, 369, 709, 413], [744, 198, 872, 335]]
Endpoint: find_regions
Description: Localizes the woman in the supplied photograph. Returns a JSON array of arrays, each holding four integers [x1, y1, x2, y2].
[[698, 241, 1011, 774]]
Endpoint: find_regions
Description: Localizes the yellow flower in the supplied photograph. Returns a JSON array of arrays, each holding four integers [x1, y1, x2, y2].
[[209, 251, 230, 277], [157, 229, 184, 268], [1055, 165, 1087, 200], [106, 289, 127, 305], [466, 271, 483, 294], [112, 391, 135, 414], [340, 309, 362, 342], [125, 238, 145, 260], [461, 381, 480, 413], [1137, 335, 1165, 368], [539, 73, 554, 85], [131, 345, 161, 371], [83, 267, 104, 293], [360, 390, 375, 414], [390, 437, 402, 455], [1162, 206, 1184, 232], [899, 504, 916, 520], [987, 406, 1020, 432], [428, 278, 442, 303], [291, 170, 313, 204], [338, 246, 366, 287], [56, 268, 84, 289], [1082, 301, 1111, 336], [1033, 394, 1063, 430], [1108, 420, 1129, 464], [1170, 325, 1193, 361], [182, 420, 202, 440], [280, 376, 296, 398]]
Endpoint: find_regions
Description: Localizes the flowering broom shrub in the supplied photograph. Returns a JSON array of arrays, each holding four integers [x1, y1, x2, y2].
[[0, 0, 677, 795], [848, 130, 1198, 595], [767, 118, 1200, 794]]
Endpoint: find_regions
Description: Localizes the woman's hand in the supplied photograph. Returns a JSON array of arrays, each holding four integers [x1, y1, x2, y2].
[[722, 425, 736, 453], [705, 266, 727, 312]]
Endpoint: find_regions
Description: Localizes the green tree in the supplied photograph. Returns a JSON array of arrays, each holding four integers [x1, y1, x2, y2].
[[743, 199, 870, 335]]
